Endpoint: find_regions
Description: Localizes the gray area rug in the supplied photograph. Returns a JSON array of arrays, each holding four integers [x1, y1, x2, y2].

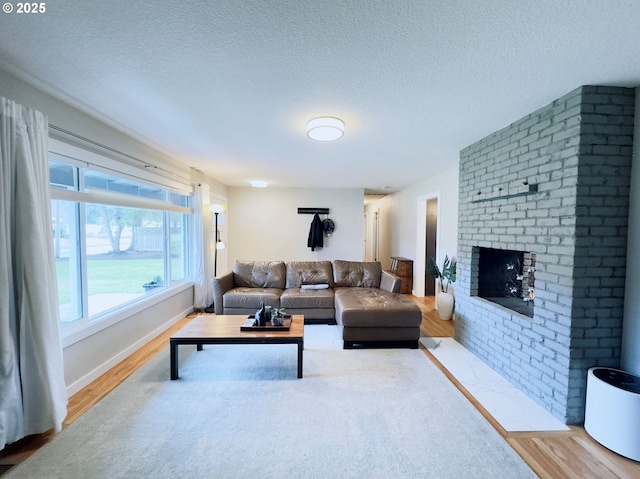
[[6, 325, 538, 479]]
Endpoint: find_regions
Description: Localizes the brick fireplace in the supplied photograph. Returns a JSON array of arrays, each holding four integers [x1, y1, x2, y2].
[[455, 85, 635, 423]]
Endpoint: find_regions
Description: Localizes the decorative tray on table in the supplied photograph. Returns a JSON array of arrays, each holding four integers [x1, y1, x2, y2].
[[241, 315, 292, 331]]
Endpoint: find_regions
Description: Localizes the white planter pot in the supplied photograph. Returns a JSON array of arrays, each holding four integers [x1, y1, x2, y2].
[[436, 291, 455, 320]]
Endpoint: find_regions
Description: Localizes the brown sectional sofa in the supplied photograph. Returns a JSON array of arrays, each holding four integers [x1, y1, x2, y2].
[[212, 259, 422, 348]]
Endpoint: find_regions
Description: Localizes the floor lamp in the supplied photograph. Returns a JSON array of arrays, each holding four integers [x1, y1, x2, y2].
[[210, 204, 226, 277], [206, 204, 226, 314]]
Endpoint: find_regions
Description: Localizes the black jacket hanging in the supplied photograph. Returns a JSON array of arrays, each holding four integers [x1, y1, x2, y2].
[[307, 213, 324, 251]]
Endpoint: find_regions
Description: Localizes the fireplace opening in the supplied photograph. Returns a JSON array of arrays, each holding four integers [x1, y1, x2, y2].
[[476, 247, 535, 318]]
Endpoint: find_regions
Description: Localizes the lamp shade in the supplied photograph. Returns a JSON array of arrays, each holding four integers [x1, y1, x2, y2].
[[210, 204, 226, 213], [307, 117, 344, 141]]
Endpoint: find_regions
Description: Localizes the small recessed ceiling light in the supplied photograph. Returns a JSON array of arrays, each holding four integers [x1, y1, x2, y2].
[[307, 117, 344, 141], [251, 180, 269, 188]]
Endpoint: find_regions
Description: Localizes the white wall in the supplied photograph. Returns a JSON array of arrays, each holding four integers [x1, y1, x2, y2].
[[386, 164, 459, 296], [0, 68, 226, 395], [226, 187, 364, 266], [63, 288, 193, 395], [621, 88, 640, 376], [0, 69, 189, 180]]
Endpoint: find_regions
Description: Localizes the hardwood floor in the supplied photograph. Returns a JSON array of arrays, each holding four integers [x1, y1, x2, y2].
[[410, 296, 640, 479], [408, 295, 455, 338], [2, 299, 639, 478]]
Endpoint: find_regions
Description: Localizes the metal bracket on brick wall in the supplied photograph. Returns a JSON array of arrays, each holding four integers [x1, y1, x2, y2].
[[471, 183, 538, 203]]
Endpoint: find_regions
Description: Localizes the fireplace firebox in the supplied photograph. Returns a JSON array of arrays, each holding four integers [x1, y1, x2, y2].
[[476, 247, 535, 317]]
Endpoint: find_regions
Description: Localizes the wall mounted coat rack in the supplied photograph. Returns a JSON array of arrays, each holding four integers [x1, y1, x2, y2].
[[297, 208, 330, 215]]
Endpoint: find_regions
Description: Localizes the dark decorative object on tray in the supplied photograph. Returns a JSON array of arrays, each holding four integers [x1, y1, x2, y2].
[[255, 301, 271, 326], [241, 315, 292, 331]]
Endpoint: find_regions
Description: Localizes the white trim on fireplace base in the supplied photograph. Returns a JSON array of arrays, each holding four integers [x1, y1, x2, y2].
[[420, 337, 569, 432]]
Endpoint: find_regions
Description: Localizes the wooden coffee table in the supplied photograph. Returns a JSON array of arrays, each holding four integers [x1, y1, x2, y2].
[[170, 314, 304, 380]]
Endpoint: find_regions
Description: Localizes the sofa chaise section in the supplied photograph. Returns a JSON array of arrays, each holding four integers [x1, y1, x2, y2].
[[332, 260, 422, 349]]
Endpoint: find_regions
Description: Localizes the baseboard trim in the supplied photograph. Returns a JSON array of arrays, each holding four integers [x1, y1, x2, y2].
[[65, 307, 192, 397]]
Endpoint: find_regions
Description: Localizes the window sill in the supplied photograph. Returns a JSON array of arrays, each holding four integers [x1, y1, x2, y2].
[[61, 280, 194, 348]]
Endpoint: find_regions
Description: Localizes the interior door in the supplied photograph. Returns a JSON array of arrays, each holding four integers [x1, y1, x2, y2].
[[425, 198, 438, 295]]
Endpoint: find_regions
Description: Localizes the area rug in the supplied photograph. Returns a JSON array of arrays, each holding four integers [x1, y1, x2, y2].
[[6, 325, 538, 479]]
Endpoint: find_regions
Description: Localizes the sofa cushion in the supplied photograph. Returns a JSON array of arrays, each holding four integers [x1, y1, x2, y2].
[[285, 261, 334, 289], [280, 287, 335, 309], [233, 260, 286, 289], [333, 260, 382, 288], [223, 287, 282, 310], [334, 288, 422, 328]]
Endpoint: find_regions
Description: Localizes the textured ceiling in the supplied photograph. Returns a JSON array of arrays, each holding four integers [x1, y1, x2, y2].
[[1, 1, 640, 193]]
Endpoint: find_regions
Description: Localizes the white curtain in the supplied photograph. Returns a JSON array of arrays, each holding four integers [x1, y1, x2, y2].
[[193, 184, 214, 309], [0, 97, 67, 449]]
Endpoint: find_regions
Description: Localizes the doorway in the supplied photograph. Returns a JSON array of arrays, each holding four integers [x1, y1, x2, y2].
[[425, 198, 438, 295], [364, 209, 380, 262]]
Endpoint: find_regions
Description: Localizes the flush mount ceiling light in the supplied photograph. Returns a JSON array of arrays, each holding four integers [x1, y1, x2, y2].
[[251, 180, 269, 188], [306, 117, 344, 141]]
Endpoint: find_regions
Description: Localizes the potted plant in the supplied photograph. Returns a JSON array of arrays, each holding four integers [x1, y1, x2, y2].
[[143, 275, 163, 292], [271, 307, 287, 326], [426, 255, 457, 320]]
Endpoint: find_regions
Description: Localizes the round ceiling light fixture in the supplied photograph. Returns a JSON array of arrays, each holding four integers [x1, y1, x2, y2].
[[306, 117, 344, 142], [250, 180, 269, 188]]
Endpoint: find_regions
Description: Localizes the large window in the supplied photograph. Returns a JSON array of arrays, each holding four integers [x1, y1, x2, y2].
[[49, 149, 192, 332]]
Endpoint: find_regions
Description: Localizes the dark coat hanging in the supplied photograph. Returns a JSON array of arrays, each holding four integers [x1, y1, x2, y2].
[[307, 213, 324, 251]]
